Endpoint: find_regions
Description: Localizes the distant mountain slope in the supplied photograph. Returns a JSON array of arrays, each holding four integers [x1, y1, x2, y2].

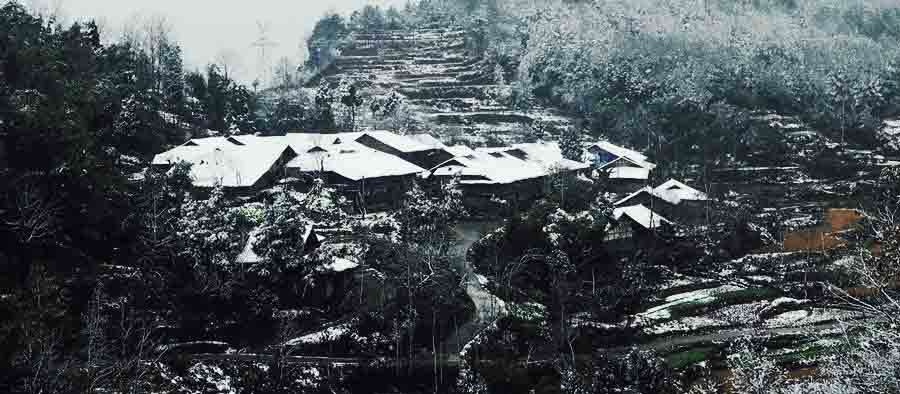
[[312, 27, 574, 144]]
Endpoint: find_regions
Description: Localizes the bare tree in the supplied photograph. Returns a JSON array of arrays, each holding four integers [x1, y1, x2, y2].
[[214, 48, 243, 82], [6, 183, 60, 244], [122, 13, 176, 92], [273, 56, 298, 89], [269, 318, 302, 388], [18, 328, 74, 394]]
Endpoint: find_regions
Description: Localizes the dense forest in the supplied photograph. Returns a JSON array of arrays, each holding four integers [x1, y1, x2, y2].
[[2, 0, 900, 393]]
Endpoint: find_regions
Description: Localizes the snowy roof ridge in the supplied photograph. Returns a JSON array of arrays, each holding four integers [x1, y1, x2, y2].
[[153, 140, 294, 188], [614, 179, 709, 206], [589, 141, 656, 170], [446, 145, 476, 157], [435, 142, 588, 185], [356, 130, 434, 153], [653, 179, 709, 202], [613, 204, 671, 230], [614, 186, 681, 206], [286, 146, 425, 181], [406, 133, 447, 150]]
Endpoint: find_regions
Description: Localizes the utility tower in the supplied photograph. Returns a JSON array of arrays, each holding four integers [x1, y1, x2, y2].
[[251, 20, 278, 88]]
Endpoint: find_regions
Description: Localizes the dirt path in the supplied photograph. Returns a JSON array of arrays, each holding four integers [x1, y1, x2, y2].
[[443, 221, 507, 357]]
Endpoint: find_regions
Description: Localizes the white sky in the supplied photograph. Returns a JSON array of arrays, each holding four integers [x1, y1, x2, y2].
[[27, 0, 409, 84]]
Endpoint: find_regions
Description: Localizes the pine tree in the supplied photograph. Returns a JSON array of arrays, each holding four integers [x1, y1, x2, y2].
[[559, 127, 584, 161], [313, 81, 337, 130], [176, 186, 248, 268], [337, 78, 364, 132], [252, 190, 312, 273]]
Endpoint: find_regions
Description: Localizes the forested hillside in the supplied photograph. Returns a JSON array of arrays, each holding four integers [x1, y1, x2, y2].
[[303, 0, 900, 165], [3, 0, 900, 393]]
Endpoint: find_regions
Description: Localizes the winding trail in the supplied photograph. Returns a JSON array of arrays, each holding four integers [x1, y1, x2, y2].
[[443, 221, 507, 358]]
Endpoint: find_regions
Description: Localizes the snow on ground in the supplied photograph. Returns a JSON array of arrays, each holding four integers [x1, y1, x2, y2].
[[507, 302, 547, 322], [322, 257, 359, 272], [645, 316, 727, 335], [709, 301, 767, 326], [189, 364, 236, 394], [643, 301, 768, 335], [764, 308, 862, 328], [636, 284, 745, 322], [295, 366, 322, 388], [661, 273, 713, 290], [286, 323, 351, 346]]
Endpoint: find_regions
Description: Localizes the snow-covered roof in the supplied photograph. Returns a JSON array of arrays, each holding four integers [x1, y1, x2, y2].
[[613, 186, 680, 206], [153, 140, 294, 188], [653, 179, 709, 202], [286, 146, 424, 181], [588, 141, 656, 170], [434, 142, 588, 185], [431, 151, 543, 184], [232, 133, 425, 180], [606, 166, 650, 180], [509, 142, 591, 172], [614, 179, 708, 206], [236, 224, 315, 264], [356, 130, 433, 152], [613, 204, 671, 230], [407, 133, 447, 149], [446, 145, 476, 156]]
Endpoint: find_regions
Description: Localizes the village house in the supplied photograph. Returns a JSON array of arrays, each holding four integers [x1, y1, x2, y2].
[[425, 142, 590, 212], [605, 203, 672, 250], [279, 136, 425, 210], [585, 141, 657, 192], [151, 137, 298, 194], [613, 179, 710, 225], [354, 130, 454, 169], [153, 132, 438, 209]]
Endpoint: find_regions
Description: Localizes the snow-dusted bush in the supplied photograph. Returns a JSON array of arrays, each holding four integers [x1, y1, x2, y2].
[[176, 186, 249, 268], [252, 191, 313, 274]]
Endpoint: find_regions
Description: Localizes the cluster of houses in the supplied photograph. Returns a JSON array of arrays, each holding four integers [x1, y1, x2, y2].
[[152, 130, 710, 246]]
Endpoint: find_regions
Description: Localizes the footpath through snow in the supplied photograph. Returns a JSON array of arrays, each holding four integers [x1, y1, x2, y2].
[[444, 222, 507, 357]]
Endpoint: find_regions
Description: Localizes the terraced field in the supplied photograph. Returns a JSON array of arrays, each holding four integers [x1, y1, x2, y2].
[[315, 27, 575, 141]]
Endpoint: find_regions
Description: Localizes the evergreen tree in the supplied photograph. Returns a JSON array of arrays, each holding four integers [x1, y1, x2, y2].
[[385, 6, 404, 29], [360, 5, 386, 31], [313, 81, 337, 130], [158, 40, 185, 114], [252, 190, 312, 274], [559, 127, 584, 161], [175, 186, 248, 269], [305, 12, 348, 71], [205, 64, 231, 132], [337, 78, 364, 132]]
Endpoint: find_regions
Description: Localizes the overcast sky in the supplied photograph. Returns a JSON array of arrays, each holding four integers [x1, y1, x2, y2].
[[27, 0, 409, 84]]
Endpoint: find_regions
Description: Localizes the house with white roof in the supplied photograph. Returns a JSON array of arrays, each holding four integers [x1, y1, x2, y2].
[[586, 141, 656, 191], [613, 179, 710, 225], [425, 142, 590, 211], [280, 135, 425, 209], [354, 131, 454, 169], [605, 203, 673, 248], [152, 138, 297, 193]]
